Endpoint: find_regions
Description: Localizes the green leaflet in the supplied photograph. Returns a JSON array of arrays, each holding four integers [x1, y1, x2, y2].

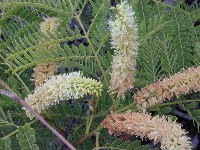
[[0, 1, 70, 16], [0, 107, 17, 128], [16, 124, 39, 150], [138, 38, 162, 83], [0, 138, 11, 150], [193, 42, 200, 65], [139, 14, 169, 43], [88, 0, 110, 48], [184, 103, 200, 132]]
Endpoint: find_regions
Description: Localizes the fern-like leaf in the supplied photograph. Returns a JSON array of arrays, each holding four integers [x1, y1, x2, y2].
[[94, 139, 156, 150], [0, 0, 70, 16], [0, 138, 11, 150], [183, 102, 200, 131], [16, 123, 39, 150], [193, 42, 200, 65], [0, 107, 17, 128], [158, 39, 177, 75], [139, 14, 168, 43], [138, 37, 161, 83]]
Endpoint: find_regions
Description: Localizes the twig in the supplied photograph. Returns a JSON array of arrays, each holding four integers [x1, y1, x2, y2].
[[73, 125, 103, 146], [0, 80, 76, 150], [0, 80, 12, 92]]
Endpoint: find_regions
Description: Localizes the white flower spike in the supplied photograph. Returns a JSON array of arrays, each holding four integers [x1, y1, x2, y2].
[[25, 72, 103, 119], [109, 1, 138, 98]]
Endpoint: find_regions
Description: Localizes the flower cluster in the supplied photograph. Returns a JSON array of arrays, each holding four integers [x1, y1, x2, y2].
[[109, 1, 138, 98], [135, 66, 200, 109], [102, 111, 192, 150], [33, 17, 60, 87], [25, 72, 103, 119], [33, 62, 57, 87], [40, 17, 60, 36]]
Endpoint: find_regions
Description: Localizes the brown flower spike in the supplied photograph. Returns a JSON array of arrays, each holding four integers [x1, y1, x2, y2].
[[135, 66, 200, 109], [33, 17, 60, 87], [102, 111, 192, 150]]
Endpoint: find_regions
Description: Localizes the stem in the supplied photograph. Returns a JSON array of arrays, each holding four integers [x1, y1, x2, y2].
[[2, 130, 18, 140], [85, 111, 90, 133], [74, 14, 116, 105], [149, 99, 200, 109], [116, 103, 137, 113], [44, 112, 66, 138], [95, 132, 100, 150], [0, 82, 76, 150], [74, 16, 109, 87], [85, 113, 94, 134], [113, 98, 121, 110], [78, 0, 88, 17], [73, 125, 103, 146], [73, 102, 138, 146], [15, 74, 31, 93]]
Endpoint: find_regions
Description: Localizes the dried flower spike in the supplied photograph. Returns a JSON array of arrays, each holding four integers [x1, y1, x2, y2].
[[135, 66, 200, 109], [109, 1, 138, 98], [25, 72, 103, 119], [40, 17, 60, 36], [33, 62, 57, 87], [102, 111, 192, 150], [33, 17, 60, 87]]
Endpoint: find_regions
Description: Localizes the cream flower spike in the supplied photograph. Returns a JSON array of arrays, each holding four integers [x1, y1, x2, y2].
[[25, 72, 103, 119], [102, 111, 193, 150], [109, 1, 138, 98], [109, 1, 138, 52]]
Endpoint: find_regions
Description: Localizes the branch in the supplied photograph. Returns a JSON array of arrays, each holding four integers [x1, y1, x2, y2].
[[73, 125, 103, 146], [0, 80, 76, 150], [0, 80, 12, 92]]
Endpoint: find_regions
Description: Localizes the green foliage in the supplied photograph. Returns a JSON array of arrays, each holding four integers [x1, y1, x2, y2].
[[183, 102, 200, 131], [138, 37, 162, 83], [88, 0, 110, 45], [193, 42, 200, 65], [136, 0, 199, 76], [157, 39, 177, 75], [16, 123, 39, 150], [94, 138, 158, 150], [0, 138, 11, 150], [0, 107, 15, 127], [0, 0, 199, 149], [139, 14, 168, 43], [2, 26, 86, 73]]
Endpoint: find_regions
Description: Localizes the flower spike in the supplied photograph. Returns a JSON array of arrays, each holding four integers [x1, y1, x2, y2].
[[109, 1, 138, 98], [25, 72, 103, 119], [102, 111, 193, 150], [33, 17, 60, 87], [135, 66, 200, 109]]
